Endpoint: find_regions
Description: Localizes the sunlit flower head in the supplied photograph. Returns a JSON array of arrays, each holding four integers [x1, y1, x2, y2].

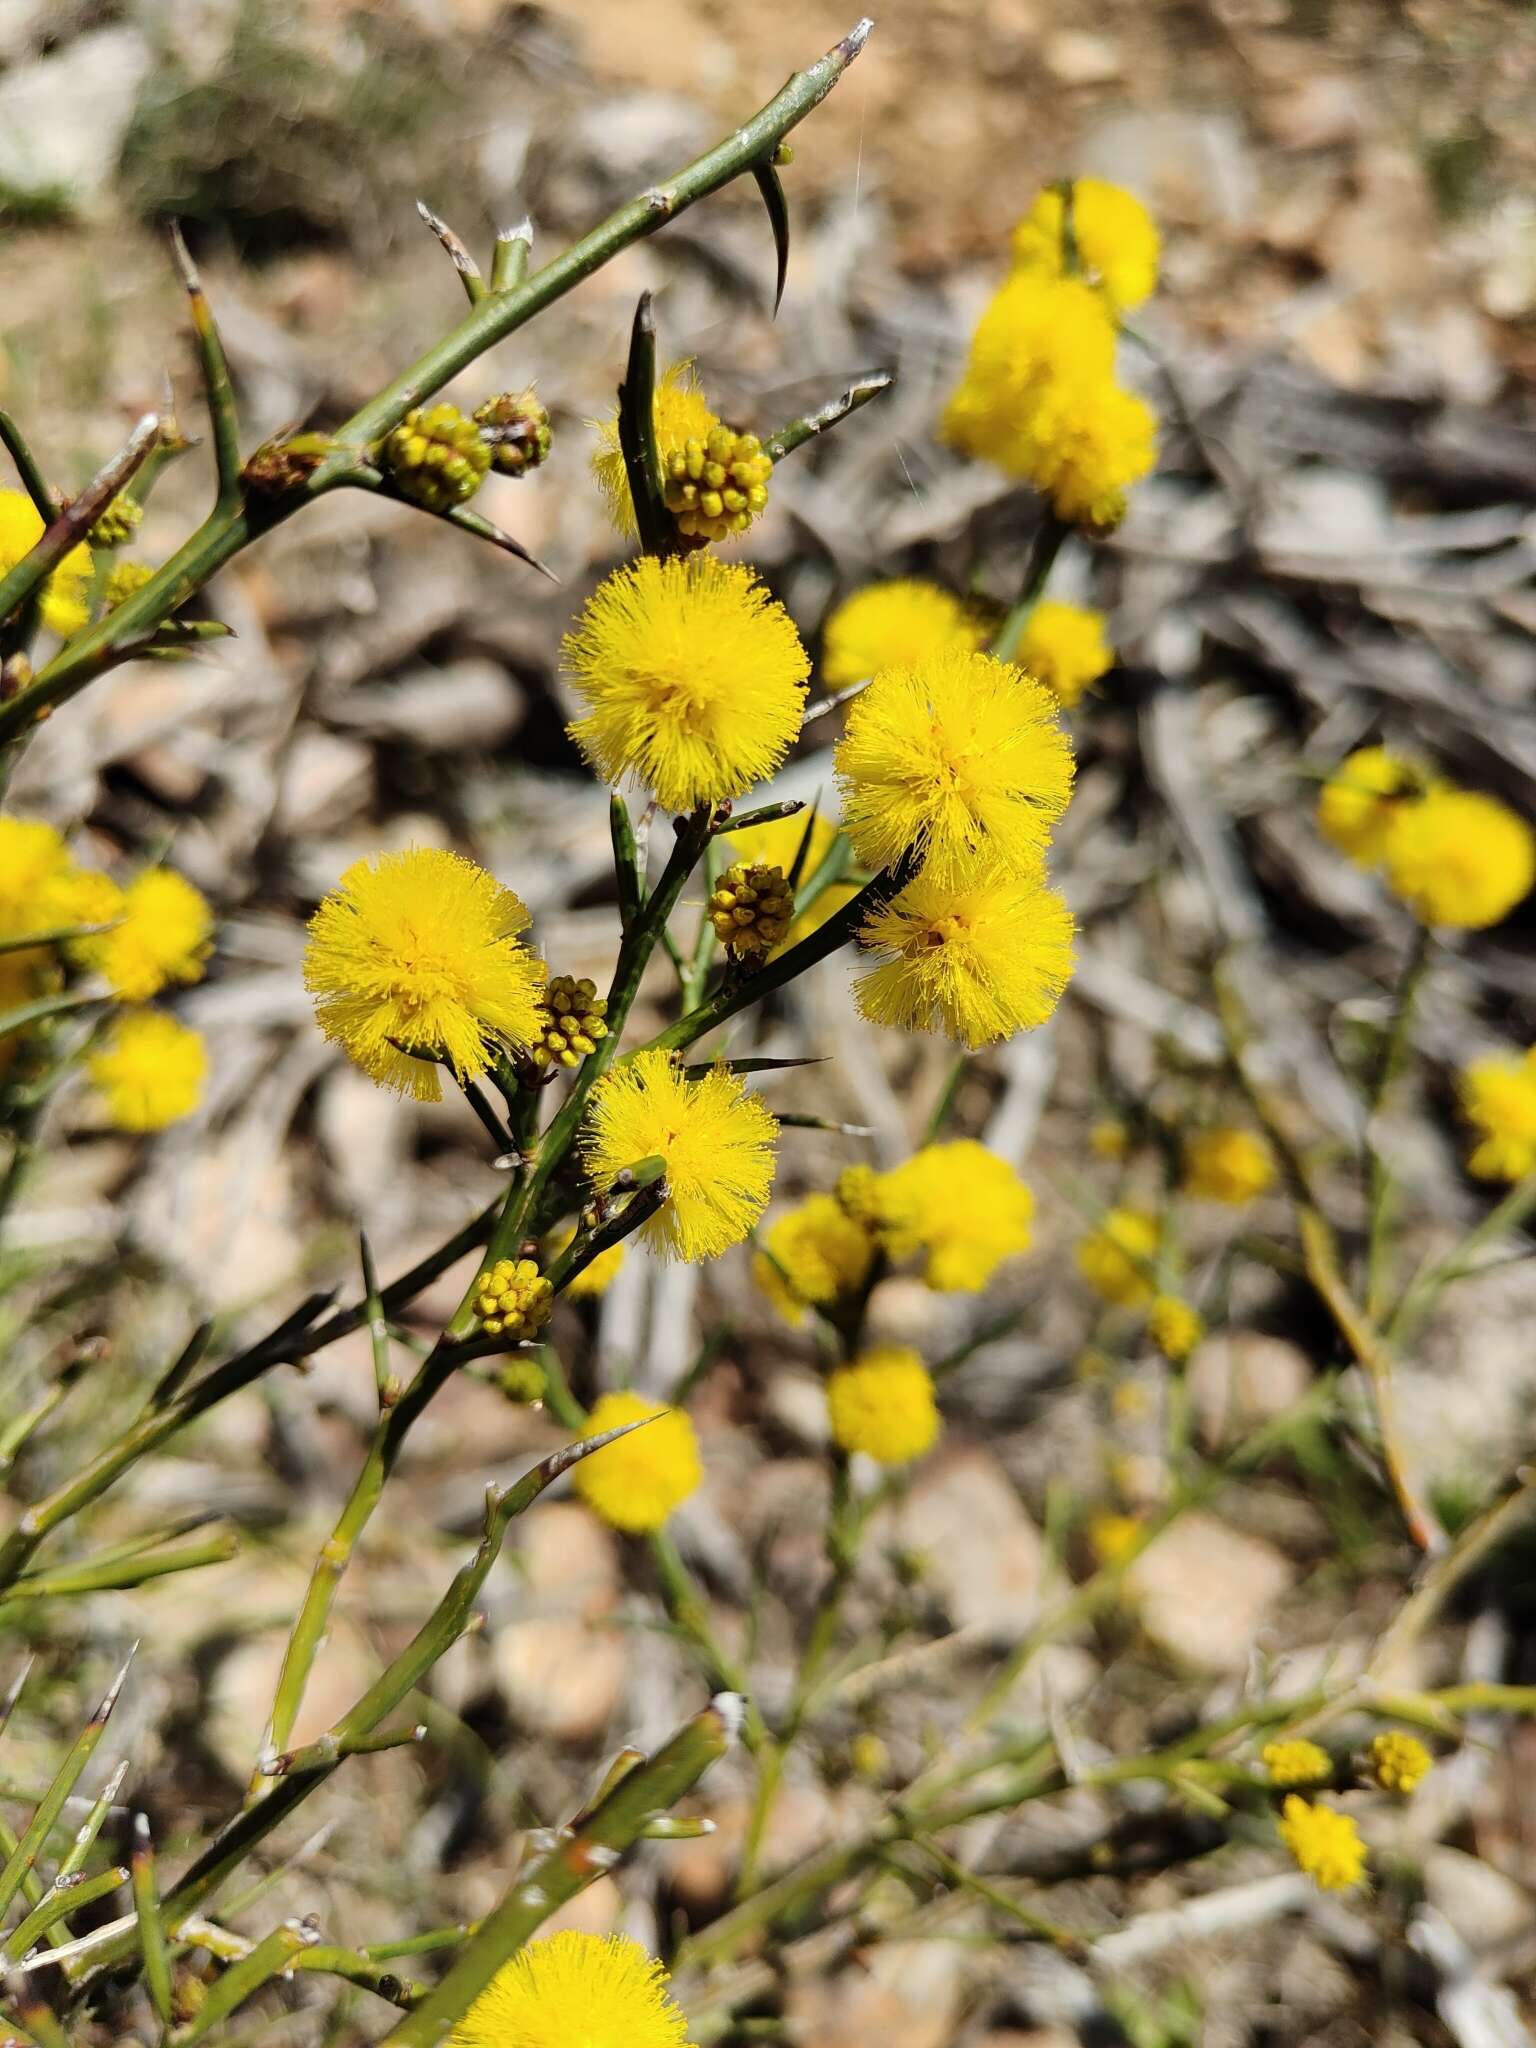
[[581, 1050, 777, 1262], [1148, 1293, 1202, 1362], [0, 817, 74, 938], [1262, 1738, 1331, 1788], [591, 360, 717, 538], [88, 1010, 207, 1131], [752, 1192, 874, 1325], [81, 868, 212, 1004], [1459, 1046, 1536, 1181], [1383, 788, 1535, 930], [0, 489, 94, 638], [1011, 370, 1157, 531], [826, 1346, 941, 1465], [1076, 1206, 1159, 1307], [1014, 600, 1114, 710], [820, 579, 984, 690], [859, 1139, 1035, 1293], [304, 848, 545, 1101], [571, 1391, 702, 1534], [562, 556, 809, 815], [448, 1929, 693, 2048], [1011, 178, 1161, 313], [1316, 747, 1423, 867], [1277, 1796, 1367, 1892], [944, 274, 1118, 464], [855, 864, 1075, 1050], [1367, 1730, 1431, 1797], [1181, 1127, 1275, 1206], [835, 647, 1074, 884]]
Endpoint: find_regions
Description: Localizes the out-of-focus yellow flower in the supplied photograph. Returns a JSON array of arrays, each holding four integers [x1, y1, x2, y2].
[[1090, 1117, 1130, 1161], [304, 849, 544, 1101], [448, 1929, 691, 2048], [572, 1391, 702, 1534], [1182, 1127, 1275, 1206], [1011, 178, 1161, 313], [1013, 600, 1114, 709], [1367, 1730, 1431, 1797], [826, 1346, 941, 1465], [1459, 1047, 1536, 1181], [1148, 1294, 1202, 1362], [945, 275, 1118, 462], [1277, 1796, 1367, 1892], [546, 1222, 627, 1300], [1011, 371, 1157, 531], [83, 868, 212, 1005], [850, 1730, 890, 1782], [1076, 1206, 1159, 1307], [581, 1050, 776, 1262], [88, 1011, 207, 1131], [753, 1193, 874, 1326], [1262, 1738, 1331, 1788], [1316, 747, 1422, 867], [836, 646, 1074, 885], [820, 579, 984, 689], [562, 556, 808, 815], [0, 489, 93, 638], [1087, 1510, 1143, 1568], [855, 863, 1075, 1050], [1383, 788, 1535, 930], [856, 1139, 1035, 1293]]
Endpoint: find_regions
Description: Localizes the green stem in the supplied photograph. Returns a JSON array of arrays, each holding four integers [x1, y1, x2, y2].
[[762, 370, 893, 460], [0, 410, 55, 521], [991, 514, 1069, 664], [168, 225, 242, 512], [1388, 1166, 1536, 1347], [0, 415, 161, 645]]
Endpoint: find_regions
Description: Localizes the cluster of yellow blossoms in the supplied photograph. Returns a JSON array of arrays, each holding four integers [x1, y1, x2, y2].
[[1265, 1729, 1432, 1892]]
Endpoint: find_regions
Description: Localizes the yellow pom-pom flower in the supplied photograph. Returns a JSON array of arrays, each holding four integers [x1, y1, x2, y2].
[[80, 868, 212, 1003], [1383, 788, 1536, 930], [546, 1222, 627, 1300], [1013, 600, 1114, 710], [0, 489, 94, 638], [1012, 370, 1158, 531], [854, 863, 1075, 1050], [1011, 178, 1161, 313], [447, 1929, 692, 2048], [472, 1257, 553, 1342], [0, 817, 74, 936], [826, 1346, 941, 1465], [88, 1010, 207, 1131], [303, 848, 545, 1101], [1148, 1294, 1202, 1362], [571, 1391, 702, 1534], [863, 1139, 1034, 1293], [835, 647, 1074, 885], [1316, 747, 1422, 867], [1367, 1730, 1431, 1797], [562, 556, 809, 816], [752, 1192, 874, 1325], [1277, 1795, 1367, 1892], [1459, 1046, 1536, 1181], [581, 1049, 776, 1262], [591, 360, 726, 539], [1182, 1127, 1275, 1206], [1262, 1738, 1331, 1788], [1076, 1206, 1159, 1307], [820, 579, 984, 690], [944, 275, 1118, 463]]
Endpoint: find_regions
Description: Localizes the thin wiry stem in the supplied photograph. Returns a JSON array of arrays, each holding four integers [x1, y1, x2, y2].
[[168, 225, 242, 512]]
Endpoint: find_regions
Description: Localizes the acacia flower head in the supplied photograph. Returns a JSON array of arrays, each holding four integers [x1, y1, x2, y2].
[[1277, 1795, 1367, 1892], [1383, 788, 1535, 930], [826, 1346, 941, 1465], [1262, 1738, 1331, 1788], [81, 868, 212, 1003], [1367, 1730, 1431, 1797], [1181, 1127, 1275, 1206], [1011, 178, 1161, 312], [1148, 1293, 1202, 1362], [562, 556, 809, 814], [88, 1011, 207, 1131], [1316, 747, 1423, 867], [448, 1929, 692, 2048], [1014, 600, 1114, 709], [835, 647, 1074, 885], [944, 274, 1118, 465], [1011, 369, 1157, 530], [860, 1139, 1035, 1293], [820, 579, 984, 690], [304, 848, 545, 1101], [0, 817, 75, 937], [752, 1192, 874, 1325], [572, 1391, 702, 1534], [1459, 1046, 1536, 1181], [1076, 1206, 1159, 1307], [1088, 1510, 1143, 1568], [855, 863, 1075, 1050], [0, 489, 94, 638], [581, 1049, 777, 1262]]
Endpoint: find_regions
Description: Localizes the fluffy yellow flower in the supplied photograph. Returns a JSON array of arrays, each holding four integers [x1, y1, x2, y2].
[[571, 1391, 702, 1534], [1011, 370, 1157, 530], [1262, 1738, 1331, 1788], [591, 360, 718, 539], [753, 1192, 874, 1325], [1182, 1127, 1275, 1206], [303, 848, 545, 1101], [581, 1050, 777, 1262], [82, 868, 211, 1003], [1076, 1206, 1159, 1307], [0, 818, 75, 937], [448, 1929, 692, 2048], [944, 274, 1118, 464], [727, 809, 859, 952], [819, 579, 984, 690], [835, 647, 1074, 885], [1383, 788, 1536, 930], [1013, 600, 1113, 710], [88, 1011, 207, 1131], [562, 556, 809, 815], [826, 1346, 941, 1465], [862, 1139, 1035, 1293], [0, 488, 94, 638], [547, 1223, 627, 1299], [1367, 1730, 1431, 1797], [854, 864, 1075, 1050], [1277, 1796, 1367, 1892], [1088, 1510, 1143, 1567], [1459, 1047, 1536, 1181], [1316, 747, 1421, 867], [1011, 178, 1161, 312], [1148, 1294, 1202, 1362]]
